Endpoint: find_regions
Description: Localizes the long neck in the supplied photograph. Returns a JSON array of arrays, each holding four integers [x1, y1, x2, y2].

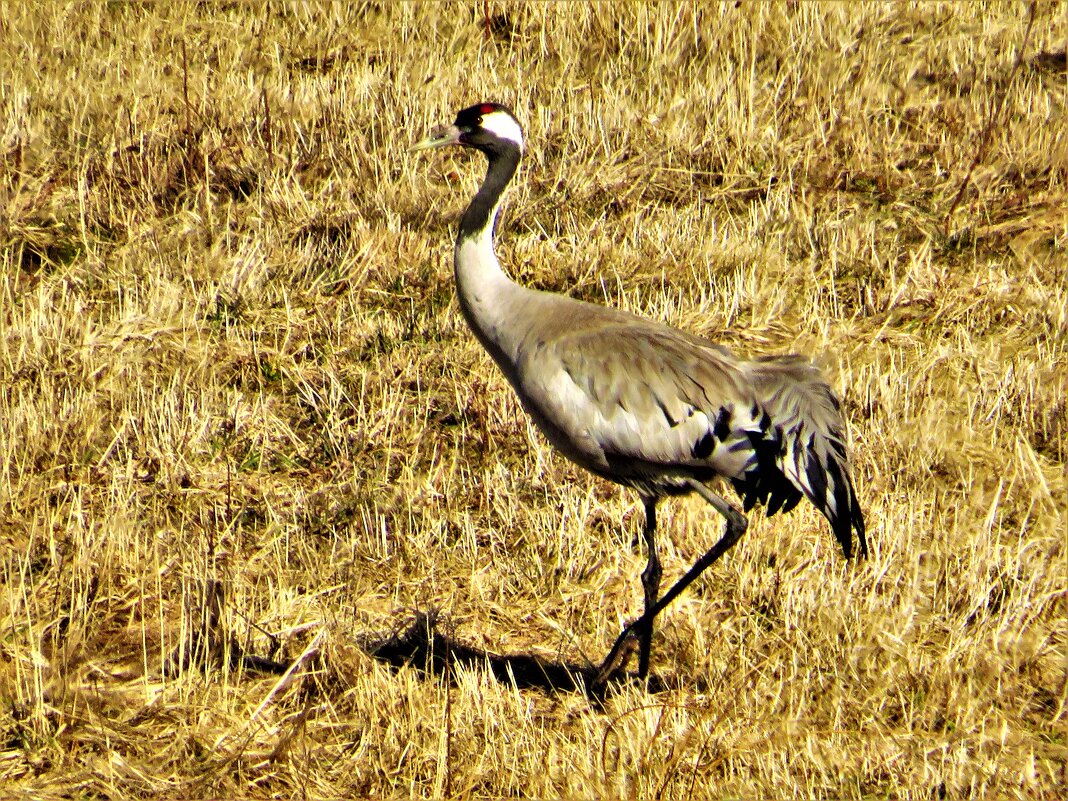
[[454, 146, 524, 367], [458, 146, 520, 243]]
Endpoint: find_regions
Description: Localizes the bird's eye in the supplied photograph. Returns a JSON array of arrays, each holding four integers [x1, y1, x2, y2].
[[475, 116, 483, 126]]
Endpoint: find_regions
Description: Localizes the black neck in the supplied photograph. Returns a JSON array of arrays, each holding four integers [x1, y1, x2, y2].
[[458, 144, 521, 242]]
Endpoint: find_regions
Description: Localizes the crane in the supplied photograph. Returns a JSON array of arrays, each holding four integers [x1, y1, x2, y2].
[[413, 102, 867, 688]]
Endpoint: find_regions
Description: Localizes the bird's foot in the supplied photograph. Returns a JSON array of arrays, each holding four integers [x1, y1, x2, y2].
[[590, 629, 640, 694]]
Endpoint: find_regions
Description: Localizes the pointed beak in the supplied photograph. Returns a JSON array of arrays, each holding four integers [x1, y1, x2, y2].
[[411, 123, 464, 152]]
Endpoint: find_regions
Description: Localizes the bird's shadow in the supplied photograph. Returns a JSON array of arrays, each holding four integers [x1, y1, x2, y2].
[[359, 611, 670, 701]]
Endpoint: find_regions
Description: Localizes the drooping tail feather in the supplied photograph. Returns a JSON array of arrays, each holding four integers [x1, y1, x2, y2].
[[746, 356, 868, 558]]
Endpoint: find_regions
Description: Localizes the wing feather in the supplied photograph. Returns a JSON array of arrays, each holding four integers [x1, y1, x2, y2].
[[513, 315, 764, 483]]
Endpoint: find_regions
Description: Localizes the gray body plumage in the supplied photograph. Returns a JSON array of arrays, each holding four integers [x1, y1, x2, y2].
[[459, 258, 864, 557]]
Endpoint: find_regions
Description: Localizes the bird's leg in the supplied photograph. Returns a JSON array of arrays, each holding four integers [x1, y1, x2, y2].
[[593, 482, 748, 692], [638, 499, 660, 680]]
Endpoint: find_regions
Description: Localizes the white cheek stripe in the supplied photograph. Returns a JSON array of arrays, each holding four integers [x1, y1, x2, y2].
[[481, 111, 525, 150]]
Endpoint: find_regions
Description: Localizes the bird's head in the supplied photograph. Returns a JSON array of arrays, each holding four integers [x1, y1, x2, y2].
[[413, 102, 524, 157]]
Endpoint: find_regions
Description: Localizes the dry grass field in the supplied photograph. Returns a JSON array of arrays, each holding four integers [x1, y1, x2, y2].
[[2, 2, 1066, 798]]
